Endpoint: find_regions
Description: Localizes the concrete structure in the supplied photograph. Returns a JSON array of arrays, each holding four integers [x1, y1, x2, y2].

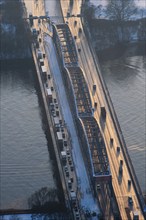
[[53, 23, 111, 185], [23, 0, 145, 219]]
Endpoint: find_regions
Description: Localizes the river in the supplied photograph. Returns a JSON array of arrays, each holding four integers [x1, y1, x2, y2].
[[0, 60, 57, 210], [0, 0, 145, 213]]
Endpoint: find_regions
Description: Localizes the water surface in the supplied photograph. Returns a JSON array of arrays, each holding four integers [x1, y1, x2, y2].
[[0, 61, 56, 210]]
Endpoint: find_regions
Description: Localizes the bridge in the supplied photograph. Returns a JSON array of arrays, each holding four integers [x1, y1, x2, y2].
[[53, 23, 111, 184], [26, 0, 145, 219]]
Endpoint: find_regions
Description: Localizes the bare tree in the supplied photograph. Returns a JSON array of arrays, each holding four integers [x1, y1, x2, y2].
[[106, 0, 137, 21], [106, 0, 137, 41]]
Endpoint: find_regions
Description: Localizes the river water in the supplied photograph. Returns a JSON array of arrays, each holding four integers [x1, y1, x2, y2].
[[100, 54, 146, 193], [0, 0, 145, 213], [0, 60, 56, 210]]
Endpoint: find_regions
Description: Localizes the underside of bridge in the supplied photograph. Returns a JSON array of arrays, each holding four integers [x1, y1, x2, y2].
[[53, 23, 111, 182]]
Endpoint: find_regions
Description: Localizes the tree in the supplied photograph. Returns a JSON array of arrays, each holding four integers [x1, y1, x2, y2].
[[106, 0, 137, 21], [83, 3, 97, 21], [106, 0, 137, 41]]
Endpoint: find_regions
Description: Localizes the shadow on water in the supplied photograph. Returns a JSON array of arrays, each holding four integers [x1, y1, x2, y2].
[[0, 59, 34, 86], [27, 187, 65, 213], [97, 41, 146, 62], [31, 62, 66, 207], [0, 58, 66, 213]]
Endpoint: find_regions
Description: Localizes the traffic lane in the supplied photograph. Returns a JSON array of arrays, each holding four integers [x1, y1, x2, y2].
[[60, 0, 81, 18], [49, 1, 143, 218], [68, 21, 125, 218], [67, 17, 128, 218], [32, 0, 128, 218], [66, 17, 143, 219], [68, 18, 107, 112], [44, 36, 100, 215], [95, 110, 142, 216], [69, 17, 143, 218], [92, 83, 142, 218]]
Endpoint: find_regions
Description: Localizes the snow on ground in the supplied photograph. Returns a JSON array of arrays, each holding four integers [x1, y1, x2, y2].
[[44, 35, 100, 215]]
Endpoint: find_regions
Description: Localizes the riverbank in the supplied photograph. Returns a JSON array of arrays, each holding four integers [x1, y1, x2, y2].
[[96, 41, 146, 61]]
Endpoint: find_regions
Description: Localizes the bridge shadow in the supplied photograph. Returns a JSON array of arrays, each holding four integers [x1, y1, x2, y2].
[[116, 150, 120, 157], [118, 173, 123, 185], [127, 182, 132, 192], [69, 1, 74, 13], [100, 115, 105, 132]]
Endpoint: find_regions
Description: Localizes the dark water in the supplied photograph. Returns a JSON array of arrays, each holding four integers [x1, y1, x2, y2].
[[0, 60, 56, 210], [100, 55, 146, 193]]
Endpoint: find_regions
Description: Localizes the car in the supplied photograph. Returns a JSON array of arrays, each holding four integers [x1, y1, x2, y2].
[[85, 209, 91, 217], [67, 12, 70, 17], [94, 102, 97, 108], [74, 205, 78, 212], [79, 27, 82, 33], [64, 165, 68, 172], [66, 149, 70, 155], [78, 48, 81, 52], [96, 184, 101, 190], [69, 159, 72, 165], [93, 84, 96, 90], [66, 171, 69, 177], [75, 211, 80, 220], [68, 180, 72, 188], [92, 211, 97, 216], [128, 196, 133, 205], [70, 165, 74, 171], [74, 20, 77, 25]]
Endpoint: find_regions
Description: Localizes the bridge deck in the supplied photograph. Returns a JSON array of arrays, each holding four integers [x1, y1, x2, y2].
[[67, 66, 92, 116], [53, 23, 111, 181], [81, 117, 110, 177], [55, 24, 78, 66]]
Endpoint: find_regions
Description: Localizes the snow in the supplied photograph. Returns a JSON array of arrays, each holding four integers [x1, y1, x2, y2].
[[44, 35, 100, 216], [43, 0, 100, 215]]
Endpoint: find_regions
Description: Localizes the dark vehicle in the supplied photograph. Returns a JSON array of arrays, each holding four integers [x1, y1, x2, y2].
[[79, 27, 82, 33], [74, 20, 77, 25], [128, 196, 133, 205]]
